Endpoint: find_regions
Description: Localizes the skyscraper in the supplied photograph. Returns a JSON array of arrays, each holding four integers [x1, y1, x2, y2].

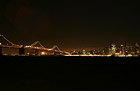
[[111, 43, 116, 55]]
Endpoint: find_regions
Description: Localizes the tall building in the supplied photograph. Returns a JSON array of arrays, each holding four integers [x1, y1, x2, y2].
[[120, 45, 125, 55], [129, 44, 135, 55], [104, 47, 109, 55], [135, 43, 140, 55], [108, 47, 112, 55], [111, 43, 116, 55], [124, 44, 129, 55]]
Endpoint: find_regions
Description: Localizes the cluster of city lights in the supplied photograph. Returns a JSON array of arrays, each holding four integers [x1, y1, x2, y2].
[[69, 43, 140, 57]]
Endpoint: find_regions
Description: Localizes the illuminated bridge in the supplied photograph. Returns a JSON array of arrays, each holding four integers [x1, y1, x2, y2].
[[0, 34, 71, 56]]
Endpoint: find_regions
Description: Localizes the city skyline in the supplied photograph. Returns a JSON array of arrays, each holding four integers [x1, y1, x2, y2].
[[0, 34, 140, 52], [0, 34, 140, 57]]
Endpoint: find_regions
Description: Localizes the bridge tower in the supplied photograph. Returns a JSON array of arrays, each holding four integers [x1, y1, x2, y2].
[[30, 41, 45, 56], [19, 46, 25, 56], [35, 49, 39, 56], [0, 45, 2, 56]]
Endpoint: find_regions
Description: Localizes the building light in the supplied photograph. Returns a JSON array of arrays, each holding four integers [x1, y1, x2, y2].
[[115, 53, 120, 54]]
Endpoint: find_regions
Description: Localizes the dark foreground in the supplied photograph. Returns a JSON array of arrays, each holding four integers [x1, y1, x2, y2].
[[0, 56, 140, 91]]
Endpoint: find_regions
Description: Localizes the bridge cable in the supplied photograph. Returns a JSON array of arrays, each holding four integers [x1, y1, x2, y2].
[[0, 34, 15, 46]]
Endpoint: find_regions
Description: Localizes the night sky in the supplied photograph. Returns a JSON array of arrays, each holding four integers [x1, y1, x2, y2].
[[0, 0, 140, 51]]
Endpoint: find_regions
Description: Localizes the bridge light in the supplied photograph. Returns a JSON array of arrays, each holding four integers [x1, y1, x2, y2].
[[41, 52, 45, 55]]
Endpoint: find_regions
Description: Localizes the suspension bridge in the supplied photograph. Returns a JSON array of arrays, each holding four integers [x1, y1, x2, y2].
[[0, 34, 71, 56]]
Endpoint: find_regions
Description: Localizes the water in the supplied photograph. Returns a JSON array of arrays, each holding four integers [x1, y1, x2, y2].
[[0, 56, 139, 91]]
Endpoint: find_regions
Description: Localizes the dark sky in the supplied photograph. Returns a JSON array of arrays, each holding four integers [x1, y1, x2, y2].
[[0, 0, 140, 51]]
